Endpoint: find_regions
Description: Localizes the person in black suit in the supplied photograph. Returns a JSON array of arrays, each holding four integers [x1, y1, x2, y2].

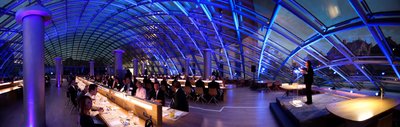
[[149, 82, 165, 106], [68, 82, 79, 107], [208, 76, 221, 99], [195, 78, 205, 89], [171, 82, 189, 112], [121, 77, 131, 93], [107, 76, 114, 88], [160, 76, 171, 98], [302, 60, 314, 105], [195, 77, 206, 95]]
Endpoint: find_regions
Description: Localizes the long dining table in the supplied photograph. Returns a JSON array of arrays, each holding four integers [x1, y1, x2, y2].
[[76, 77, 197, 127], [76, 78, 144, 127]]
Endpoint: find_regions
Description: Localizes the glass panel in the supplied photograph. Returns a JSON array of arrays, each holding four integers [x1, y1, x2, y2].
[[296, 0, 358, 27], [275, 7, 315, 40], [365, 65, 395, 77], [311, 39, 346, 60], [339, 65, 365, 77], [252, 0, 275, 19], [365, 0, 400, 13], [381, 82, 400, 92], [269, 31, 297, 51], [380, 26, 400, 57], [319, 68, 343, 81], [335, 27, 382, 56]]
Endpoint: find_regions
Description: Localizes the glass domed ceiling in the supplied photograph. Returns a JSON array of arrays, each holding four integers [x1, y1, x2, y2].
[[0, 0, 399, 91]]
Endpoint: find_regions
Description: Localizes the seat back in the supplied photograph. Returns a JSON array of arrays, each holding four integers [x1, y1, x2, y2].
[[376, 113, 392, 127], [195, 87, 204, 95], [209, 88, 217, 96], [274, 80, 282, 86], [160, 85, 167, 92], [184, 86, 191, 95]]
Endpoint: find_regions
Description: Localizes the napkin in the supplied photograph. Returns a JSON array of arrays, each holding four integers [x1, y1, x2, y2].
[[109, 120, 123, 126]]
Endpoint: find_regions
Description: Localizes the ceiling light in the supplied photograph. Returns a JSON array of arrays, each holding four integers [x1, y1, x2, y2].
[[328, 4, 340, 19]]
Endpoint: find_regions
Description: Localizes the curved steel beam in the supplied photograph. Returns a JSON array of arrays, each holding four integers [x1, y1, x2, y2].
[[258, 3, 280, 79]]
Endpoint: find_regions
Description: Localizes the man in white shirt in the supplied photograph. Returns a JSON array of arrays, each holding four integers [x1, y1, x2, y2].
[[84, 84, 103, 116], [135, 81, 146, 99]]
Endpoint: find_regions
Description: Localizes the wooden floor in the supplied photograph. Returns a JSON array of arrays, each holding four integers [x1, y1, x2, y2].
[[0, 80, 281, 127]]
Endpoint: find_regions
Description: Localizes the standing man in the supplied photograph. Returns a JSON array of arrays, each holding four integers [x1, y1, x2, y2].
[[302, 60, 314, 105]]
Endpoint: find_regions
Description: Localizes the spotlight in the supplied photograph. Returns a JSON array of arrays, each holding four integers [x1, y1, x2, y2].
[[381, 72, 385, 76], [375, 92, 379, 96], [350, 90, 353, 93], [294, 69, 300, 74]]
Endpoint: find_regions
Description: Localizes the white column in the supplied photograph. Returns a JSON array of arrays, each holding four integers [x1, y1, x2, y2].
[[113, 49, 125, 78], [54, 57, 62, 87], [185, 58, 190, 78], [132, 59, 138, 76], [89, 60, 94, 76], [16, 5, 51, 127], [203, 49, 212, 80]]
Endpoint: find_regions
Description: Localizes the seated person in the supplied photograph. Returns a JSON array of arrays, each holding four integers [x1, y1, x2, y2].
[[85, 84, 104, 116], [195, 77, 206, 94], [160, 76, 171, 98], [120, 77, 131, 93], [77, 85, 89, 103], [185, 78, 192, 88], [172, 77, 179, 86], [131, 76, 138, 96], [185, 78, 194, 97], [135, 81, 147, 99], [170, 82, 189, 112], [208, 76, 222, 99], [107, 76, 114, 88], [68, 82, 79, 107], [149, 82, 165, 106], [79, 96, 95, 127], [145, 82, 154, 100], [111, 78, 120, 89]]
